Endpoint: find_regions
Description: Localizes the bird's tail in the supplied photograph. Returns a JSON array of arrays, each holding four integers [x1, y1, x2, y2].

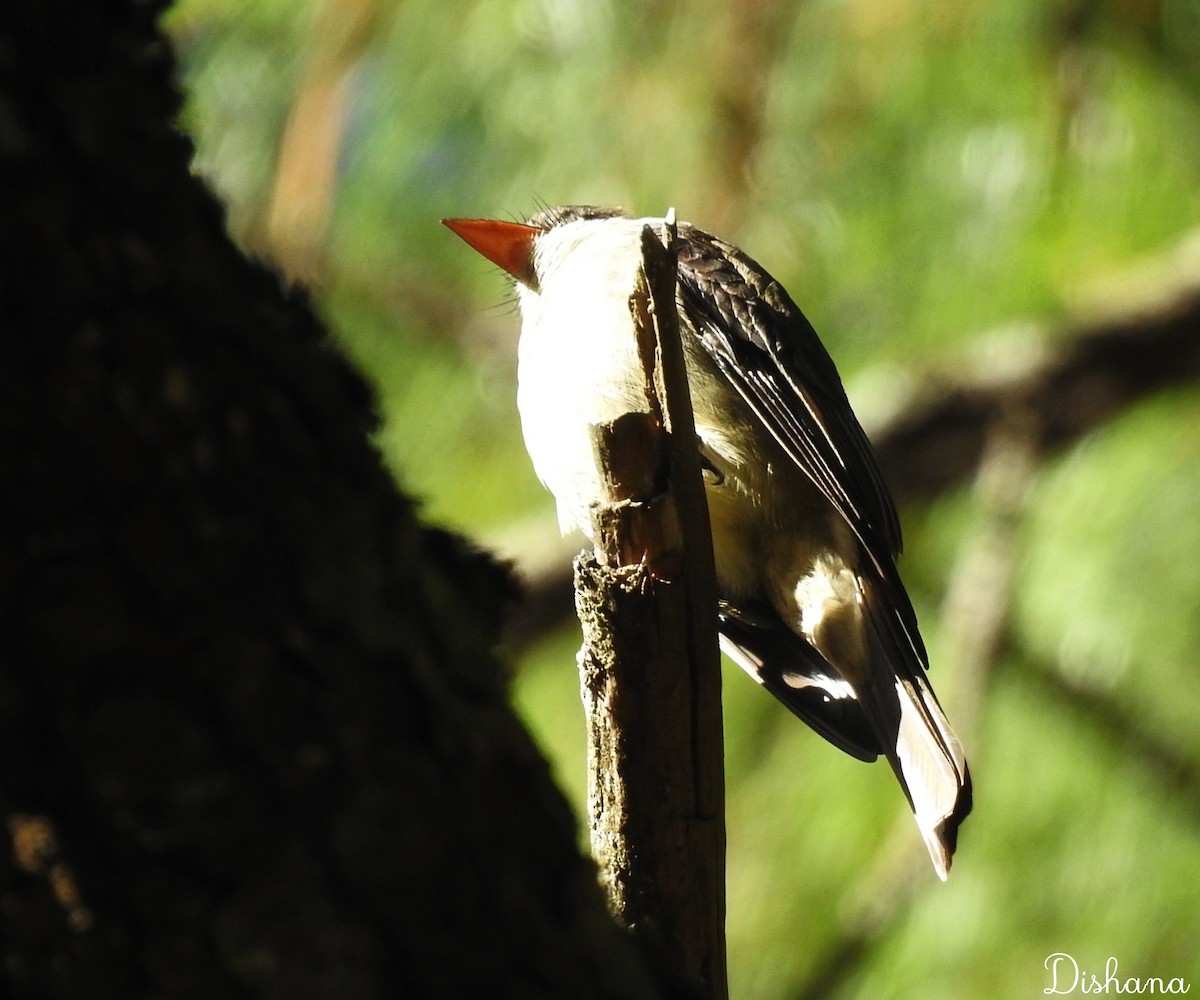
[[858, 576, 972, 880], [884, 673, 972, 879], [718, 582, 972, 879]]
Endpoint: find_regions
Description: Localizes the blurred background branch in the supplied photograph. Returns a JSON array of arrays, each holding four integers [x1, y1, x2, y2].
[[263, 0, 380, 282], [874, 233, 1200, 502]]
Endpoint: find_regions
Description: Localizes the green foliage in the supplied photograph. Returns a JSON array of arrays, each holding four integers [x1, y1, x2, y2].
[[1020, 391, 1200, 758], [166, 0, 1200, 994]]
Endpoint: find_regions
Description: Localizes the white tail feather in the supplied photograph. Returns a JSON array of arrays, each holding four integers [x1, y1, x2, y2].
[[893, 677, 968, 881]]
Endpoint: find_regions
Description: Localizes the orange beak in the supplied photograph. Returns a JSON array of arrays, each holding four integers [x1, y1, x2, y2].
[[442, 218, 540, 289]]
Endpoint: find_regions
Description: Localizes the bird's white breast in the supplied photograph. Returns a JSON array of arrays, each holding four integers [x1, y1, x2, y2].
[[515, 217, 661, 534]]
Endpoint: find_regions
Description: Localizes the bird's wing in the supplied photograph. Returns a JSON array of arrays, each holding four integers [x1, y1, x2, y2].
[[674, 225, 972, 874], [675, 224, 931, 669], [675, 225, 902, 567]]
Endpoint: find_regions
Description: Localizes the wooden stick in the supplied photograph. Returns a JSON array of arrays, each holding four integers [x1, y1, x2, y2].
[[573, 214, 728, 1000]]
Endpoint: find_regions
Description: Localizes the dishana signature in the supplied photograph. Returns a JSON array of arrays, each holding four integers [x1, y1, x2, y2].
[[1044, 954, 1191, 995]]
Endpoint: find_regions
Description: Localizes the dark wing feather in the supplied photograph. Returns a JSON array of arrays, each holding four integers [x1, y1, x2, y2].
[[675, 225, 902, 566], [718, 603, 881, 761]]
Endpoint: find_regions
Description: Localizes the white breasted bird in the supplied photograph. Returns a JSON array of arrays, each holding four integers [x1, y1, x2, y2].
[[444, 206, 972, 879]]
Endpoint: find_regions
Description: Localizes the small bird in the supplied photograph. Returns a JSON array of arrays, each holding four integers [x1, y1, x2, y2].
[[444, 206, 972, 879]]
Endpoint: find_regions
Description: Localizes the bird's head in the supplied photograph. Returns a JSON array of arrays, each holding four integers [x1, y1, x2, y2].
[[442, 207, 635, 297]]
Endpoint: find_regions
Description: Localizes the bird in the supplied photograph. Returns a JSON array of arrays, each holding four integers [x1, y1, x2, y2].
[[443, 206, 972, 879]]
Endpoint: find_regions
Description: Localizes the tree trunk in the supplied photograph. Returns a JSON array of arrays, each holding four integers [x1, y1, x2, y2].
[[0, 4, 671, 998]]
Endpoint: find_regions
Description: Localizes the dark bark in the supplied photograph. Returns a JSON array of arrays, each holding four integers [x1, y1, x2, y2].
[[0, 3, 667, 998]]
